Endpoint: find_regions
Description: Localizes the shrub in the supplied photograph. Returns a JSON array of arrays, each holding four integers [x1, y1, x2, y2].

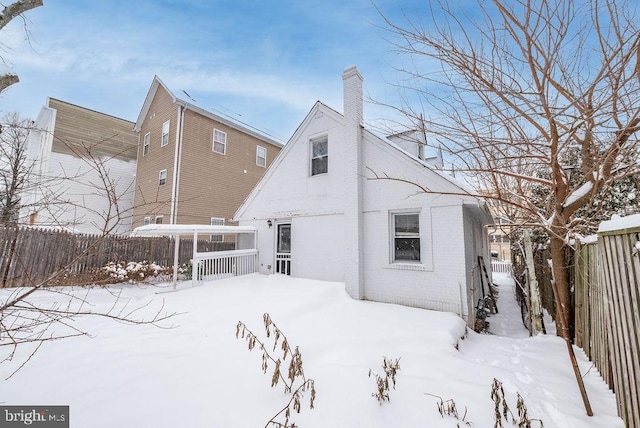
[[369, 356, 401, 404], [236, 313, 316, 427]]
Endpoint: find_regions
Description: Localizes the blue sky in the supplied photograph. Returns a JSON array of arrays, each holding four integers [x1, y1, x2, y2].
[[0, 0, 427, 143]]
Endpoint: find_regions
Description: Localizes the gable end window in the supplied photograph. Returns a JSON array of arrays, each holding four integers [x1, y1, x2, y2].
[[310, 136, 328, 176], [256, 145, 267, 167], [213, 129, 227, 154], [159, 169, 167, 186], [393, 213, 421, 262], [161, 120, 170, 147], [143, 132, 150, 156]]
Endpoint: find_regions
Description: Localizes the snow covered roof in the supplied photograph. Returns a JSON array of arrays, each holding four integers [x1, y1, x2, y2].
[[130, 224, 257, 237]]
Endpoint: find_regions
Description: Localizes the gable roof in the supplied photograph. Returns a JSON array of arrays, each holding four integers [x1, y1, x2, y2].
[[235, 100, 491, 222], [134, 75, 283, 148]]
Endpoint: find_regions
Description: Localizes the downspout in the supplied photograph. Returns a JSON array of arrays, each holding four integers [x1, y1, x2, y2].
[[170, 105, 185, 224]]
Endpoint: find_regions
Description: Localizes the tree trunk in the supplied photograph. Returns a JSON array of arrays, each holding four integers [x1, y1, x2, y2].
[[549, 235, 571, 338], [549, 232, 593, 416]]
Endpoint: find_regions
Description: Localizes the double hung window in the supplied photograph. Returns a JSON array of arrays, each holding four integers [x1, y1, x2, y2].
[[393, 213, 421, 262], [310, 136, 328, 175]]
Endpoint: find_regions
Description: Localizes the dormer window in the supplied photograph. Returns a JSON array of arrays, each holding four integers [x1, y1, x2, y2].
[[310, 136, 328, 176]]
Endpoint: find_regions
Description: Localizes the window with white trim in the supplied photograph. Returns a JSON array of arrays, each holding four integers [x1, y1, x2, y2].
[[159, 169, 167, 186], [210, 217, 225, 242], [143, 132, 150, 156], [310, 136, 328, 176], [256, 145, 267, 167], [161, 120, 170, 147], [213, 129, 227, 154], [155, 215, 163, 224], [143, 216, 151, 226], [392, 213, 421, 262]]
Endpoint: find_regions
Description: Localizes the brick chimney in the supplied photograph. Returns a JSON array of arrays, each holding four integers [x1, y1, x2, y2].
[[343, 66, 364, 299]]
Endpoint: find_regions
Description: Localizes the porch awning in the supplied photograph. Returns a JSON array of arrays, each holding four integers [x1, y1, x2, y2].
[[130, 224, 257, 237], [129, 224, 257, 287]]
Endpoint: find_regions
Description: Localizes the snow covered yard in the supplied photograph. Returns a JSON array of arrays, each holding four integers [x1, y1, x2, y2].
[[1, 274, 623, 427]]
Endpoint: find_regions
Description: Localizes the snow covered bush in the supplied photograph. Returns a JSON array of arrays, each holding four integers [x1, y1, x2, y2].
[[102, 261, 177, 283]]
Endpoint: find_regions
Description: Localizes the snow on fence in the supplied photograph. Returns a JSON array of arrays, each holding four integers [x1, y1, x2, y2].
[[193, 249, 258, 284], [573, 216, 640, 428], [491, 260, 513, 275]]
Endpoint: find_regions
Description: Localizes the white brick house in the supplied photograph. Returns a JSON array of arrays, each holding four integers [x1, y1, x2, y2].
[[234, 66, 493, 325]]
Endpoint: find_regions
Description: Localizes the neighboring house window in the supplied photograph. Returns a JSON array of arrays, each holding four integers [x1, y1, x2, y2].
[[393, 213, 421, 262], [310, 136, 328, 175], [213, 129, 227, 154], [143, 132, 150, 156], [256, 145, 267, 167], [161, 120, 170, 147], [143, 216, 151, 226], [155, 215, 163, 224], [159, 169, 167, 186], [210, 217, 225, 242]]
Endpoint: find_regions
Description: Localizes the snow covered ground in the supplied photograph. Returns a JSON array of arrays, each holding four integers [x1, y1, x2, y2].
[[1, 273, 623, 427]]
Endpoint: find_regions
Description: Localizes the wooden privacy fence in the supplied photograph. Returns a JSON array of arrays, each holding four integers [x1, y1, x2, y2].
[[0, 226, 234, 288], [573, 242, 612, 385], [573, 225, 640, 428]]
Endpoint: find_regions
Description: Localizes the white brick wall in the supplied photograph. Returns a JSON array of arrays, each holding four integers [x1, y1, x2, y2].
[[236, 68, 490, 325], [342, 66, 364, 299]]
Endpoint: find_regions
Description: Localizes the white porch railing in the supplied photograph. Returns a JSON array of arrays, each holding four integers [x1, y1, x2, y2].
[[491, 260, 513, 275], [193, 249, 258, 284], [275, 253, 291, 275]]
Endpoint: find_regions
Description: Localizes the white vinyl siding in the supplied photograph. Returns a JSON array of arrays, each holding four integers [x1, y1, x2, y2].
[[213, 129, 227, 154]]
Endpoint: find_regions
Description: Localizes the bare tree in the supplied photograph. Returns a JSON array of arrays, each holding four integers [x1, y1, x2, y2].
[[1, 134, 179, 375], [0, 0, 44, 93], [378, 0, 640, 415], [0, 112, 32, 225]]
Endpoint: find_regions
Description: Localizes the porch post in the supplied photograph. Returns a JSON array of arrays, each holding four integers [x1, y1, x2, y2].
[[172, 233, 179, 288], [193, 230, 198, 283]]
